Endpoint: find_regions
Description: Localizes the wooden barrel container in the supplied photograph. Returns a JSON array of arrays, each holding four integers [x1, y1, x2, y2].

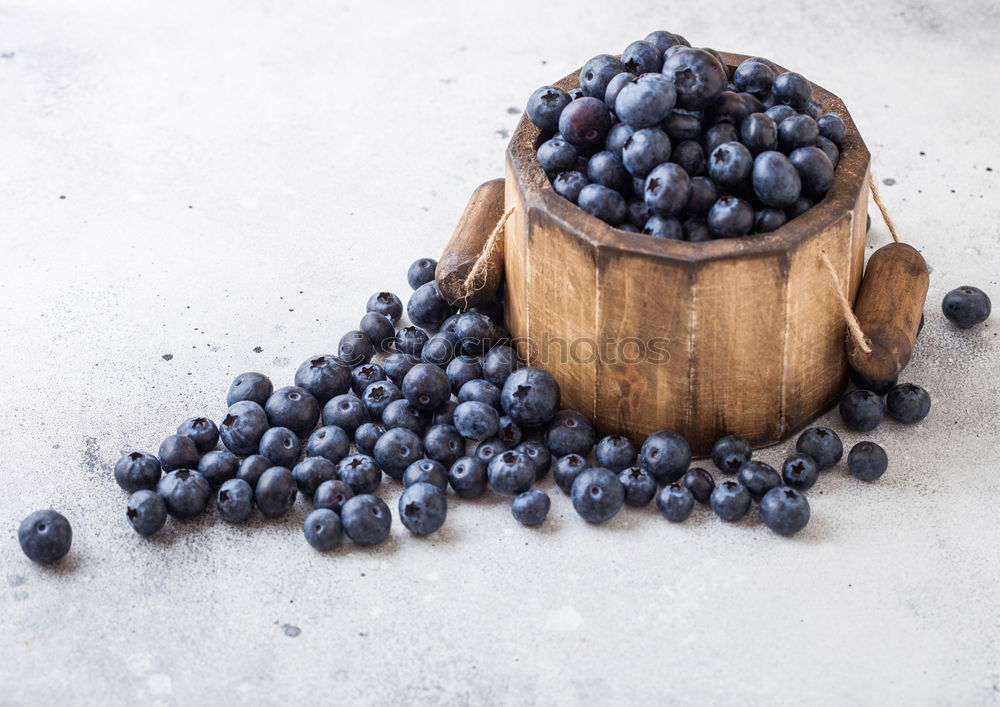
[[503, 52, 871, 456]]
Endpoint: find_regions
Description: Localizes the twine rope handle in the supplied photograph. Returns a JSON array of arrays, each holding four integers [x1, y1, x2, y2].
[[462, 206, 515, 300], [868, 173, 901, 244], [820, 251, 872, 354]]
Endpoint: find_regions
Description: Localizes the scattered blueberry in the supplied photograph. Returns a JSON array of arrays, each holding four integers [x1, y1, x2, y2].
[[303, 508, 343, 551], [639, 429, 691, 484], [292, 457, 337, 495], [158, 469, 211, 519], [337, 454, 383, 495], [619, 467, 658, 506], [305, 425, 351, 465], [254, 466, 297, 518], [407, 258, 437, 290], [176, 417, 219, 454], [847, 441, 889, 481], [384, 351, 421, 384], [321, 393, 369, 435], [216, 478, 254, 523], [294, 355, 351, 403], [796, 427, 843, 470], [488, 450, 536, 496], [402, 363, 451, 413], [448, 456, 489, 498], [366, 291, 403, 323], [942, 286, 991, 329], [458, 379, 502, 409], [710, 480, 752, 521], [886, 383, 931, 424], [501, 366, 561, 428], [408, 281, 453, 330], [197, 450, 240, 488], [515, 441, 552, 479], [341, 494, 392, 545], [526, 85, 572, 132], [571, 468, 625, 523], [361, 380, 404, 421], [381, 399, 427, 435], [259, 426, 302, 469], [338, 330, 375, 367], [839, 389, 885, 432], [354, 422, 386, 457], [759, 487, 810, 535], [237, 454, 271, 489], [781, 453, 819, 491], [114, 451, 162, 493], [423, 424, 465, 467], [595, 435, 637, 472], [402, 459, 448, 490], [127, 490, 168, 536], [656, 483, 695, 521], [553, 453, 589, 494], [226, 372, 273, 408], [512, 489, 551, 526], [399, 482, 447, 536], [313, 479, 354, 514], [682, 467, 715, 504], [496, 416, 523, 448], [18, 510, 72, 564], [446, 355, 483, 395], [373, 427, 423, 480], [543, 409, 596, 457], [158, 434, 200, 473], [737, 460, 783, 502], [264, 386, 319, 437], [847, 365, 897, 396], [482, 345, 521, 388], [454, 401, 500, 441]]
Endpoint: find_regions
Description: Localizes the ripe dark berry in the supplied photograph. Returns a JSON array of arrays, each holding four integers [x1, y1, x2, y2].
[[817, 113, 846, 144], [639, 429, 692, 484], [292, 457, 337, 495], [265, 386, 319, 437], [361, 381, 403, 422], [579, 54, 626, 99], [226, 372, 273, 407], [313, 479, 354, 514], [615, 73, 677, 128], [740, 113, 778, 154], [704, 90, 750, 126], [497, 416, 523, 448], [197, 450, 240, 488], [354, 422, 386, 458], [595, 435, 637, 472], [526, 85, 572, 132], [303, 508, 343, 551], [737, 460, 782, 502], [537, 136, 578, 173], [114, 451, 162, 494], [458, 379, 501, 410], [220, 400, 269, 456], [778, 114, 819, 152], [781, 453, 819, 491], [710, 480, 752, 521], [662, 47, 727, 110], [127, 490, 167, 536], [586, 150, 632, 191], [815, 136, 840, 168], [682, 467, 715, 504], [500, 366, 560, 427], [402, 363, 451, 412], [703, 122, 739, 154], [772, 72, 813, 110], [448, 456, 489, 498], [373, 427, 423, 480], [423, 424, 465, 467], [259, 426, 302, 469], [515, 441, 552, 479], [622, 128, 672, 178], [337, 454, 383, 495], [764, 104, 796, 124], [407, 258, 437, 290], [237, 454, 271, 489], [158, 469, 211, 519], [321, 394, 369, 435], [789, 146, 834, 196], [18, 510, 72, 564], [407, 282, 452, 330], [381, 399, 426, 435], [254, 466, 298, 517], [839, 389, 885, 432], [754, 208, 787, 233], [886, 383, 931, 424], [399, 482, 447, 536], [158, 434, 200, 473], [176, 417, 219, 454], [294, 355, 351, 403], [708, 196, 754, 238], [711, 434, 752, 473], [512, 489, 551, 526], [578, 184, 627, 224], [216, 478, 253, 523], [733, 58, 775, 97], [340, 494, 392, 545], [604, 72, 637, 111], [752, 151, 802, 208], [558, 96, 612, 151], [366, 291, 403, 323], [643, 215, 683, 239], [670, 139, 705, 177], [305, 426, 350, 466], [402, 459, 448, 490], [644, 162, 691, 216], [662, 109, 702, 141], [553, 453, 589, 494], [619, 467, 657, 507], [796, 427, 843, 470], [657, 483, 695, 522], [543, 409, 596, 457], [708, 141, 752, 186], [942, 286, 991, 328], [395, 327, 429, 358], [338, 330, 375, 367], [488, 450, 536, 496], [553, 171, 589, 202], [847, 441, 889, 481], [686, 176, 718, 215], [644, 30, 689, 53], [759, 487, 810, 535], [605, 122, 635, 155], [571, 468, 625, 523], [622, 40, 662, 75], [422, 331, 460, 366], [446, 355, 483, 395]]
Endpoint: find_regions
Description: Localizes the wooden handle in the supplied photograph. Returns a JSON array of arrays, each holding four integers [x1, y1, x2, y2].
[[848, 242, 929, 382], [435, 178, 506, 308]]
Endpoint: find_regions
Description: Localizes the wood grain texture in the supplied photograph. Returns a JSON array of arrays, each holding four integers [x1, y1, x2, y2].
[[435, 178, 505, 308], [504, 52, 871, 455], [848, 242, 929, 382]]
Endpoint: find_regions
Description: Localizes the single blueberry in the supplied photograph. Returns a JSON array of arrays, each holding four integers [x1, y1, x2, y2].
[[422, 331, 460, 366], [644, 162, 691, 216], [764, 104, 796, 124], [553, 453, 589, 494], [781, 453, 819, 491], [772, 72, 813, 110], [752, 151, 802, 208], [778, 114, 819, 152], [237, 454, 271, 489], [351, 363, 386, 397], [571, 468, 625, 523], [305, 425, 351, 465], [127, 490, 167, 536], [796, 427, 843, 470], [321, 393, 369, 435], [313, 479, 354, 514], [337, 330, 374, 368], [176, 417, 219, 454], [710, 480, 752, 521], [604, 72, 637, 111], [737, 460, 783, 502], [373, 427, 423, 480], [526, 85, 572, 132], [662, 47, 727, 110], [381, 398, 427, 435], [552, 171, 589, 202], [216, 478, 254, 523], [226, 372, 273, 408], [740, 112, 778, 154], [815, 135, 840, 168], [622, 40, 662, 75], [686, 176, 718, 215], [682, 467, 715, 504], [615, 73, 677, 128], [515, 441, 552, 479], [408, 282, 453, 330], [537, 136, 579, 174], [578, 184, 627, 225], [619, 467, 658, 506], [340, 494, 392, 545], [579, 54, 626, 99], [847, 441, 889, 481], [264, 386, 319, 438], [354, 422, 386, 457], [704, 91, 751, 126], [886, 383, 931, 424], [402, 459, 448, 490], [157, 469, 211, 519], [733, 58, 775, 97], [292, 457, 337, 495], [448, 456, 489, 498], [817, 113, 846, 144], [445, 356, 482, 396], [496, 416, 524, 448], [501, 366, 561, 428], [595, 435, 638, 472], [657, 483, 695, 522], [789, 146, 834, 196], [384, 352, 421, 385], [303, 508, 343, 552], [558, 97, 612, 152], [158, 434, 200, 473], [662, 109, 702, 141], [640, 429, 692, 484], [366, 291, 403, 323], [543, 409, 596, 457], [642, 214, 683, 239], [512, 489, 551, 526], [362, 380, 404, 421], [294, 355, 351, 404], [402, 363, 451, 413], [474, 437, 506, 463], [459, 379, 502, 409], [407, 258, 437, 290], [754, 208, 787, 233], [942, 286, 991, 328], [708, 196, 755, 238], [644, 30, 689, 52], [337, 454, 383, 495], [759, 487, 810, 535], [482, 345, 521, 388], [453, 401, 500, 441], [708, 141, 753, 186], [254, 466, 297, 518], [670, 139, 705, 177], [259, 426, 302, 469], [18, 510, 72, 564], [454, 312, 496, 356], [703, 122, 739, 154], [197, 450, 240, 488], [587, 151, 631, 193], [114, 451, 162, 493], [360, 312, 397, 353], [423, 424, 465, 467], [839, 389, 886, 432], [399, 482, 447, 536], [488, 450, 536, 496]]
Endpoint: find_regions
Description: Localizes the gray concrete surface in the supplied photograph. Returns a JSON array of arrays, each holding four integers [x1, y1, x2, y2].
[[1, 1, 998, 705]]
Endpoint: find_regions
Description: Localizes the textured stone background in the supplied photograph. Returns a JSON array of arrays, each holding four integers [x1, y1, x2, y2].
[[1, 1, 998, 704]]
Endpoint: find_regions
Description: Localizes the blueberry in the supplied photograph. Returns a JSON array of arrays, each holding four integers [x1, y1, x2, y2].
[[686, 176, 718, 215], [156, 434, 199, 473], [403, 459, 448, 490], [711, 434, 752, 473], [176, 417, 219, 454], [216, 478, 254, 523], [683, 216, 712, 242], [432, 400, 458, 427], [446, 356, 482, 395], [669, 139, 705, 177], [537, 136, 579, 173], [662, 109, 702, 141], [710, 480, 752, 521], [772, 72, 812, 110], [621, 40, 662, 75], [759, 487, 810, 535], [384, 352, 420, 385], [708, 196, 754, 238], [704, 90, 750, 126], [373, 427, 423, 480], [495, 416, 523, 448], [18, 510, 72, 564], [708, 141, 752, 186], [474, 437, 506, 463], [619, 466, 658, 506], [487, 450, 536, 495], [459, 379, 503, 411], [292, 457, 337, 495], [294, 355, 351, 403], [778, 114, 819, 152], [804, 99, 823, 119], [359, 312, 397, 353], [402, 362, 451, 412], [366, 291, 403, 323], [511, 489, 551, 526], [558, 97, 612, 151], [197, 450, 240, 488], [552, 171, 589, 202], [765, 104, 797, 124], [351, 364, 388, 401], [847, 365, 897, 396], [422, 424, 465, 467], [303, 508, 343, 552], [839, 389, 885, 432], [422, 331, 460, 366], [733, 58, 775, 97], [943, 286, 991, 328], [737, 460, 782, 502], [399, 482, 447, 536], [781, 453, 819, 491], [321, 393, 369, 435], [306, 425, 351, 465], [571, 468, 625, 523], [354, 422, 386, 457], [265, 386, 319, 437], [157, 469, 211, 519], [657, 483, 695, 521], [604, 72, 637, 111], [515, 441, 552, 479], [220, 400, 269, 455], [886, 383, 931, 423], [454, 312, 496, 355], [754, 208, 787, 233], [340, 494, 392, 545], [553, 453, 589, 494], [587, 151, 631, 192], [526, 85, 572, 132], [703, 122, 739, 154], [543, 409, 595, 457], [126, 490, 167, 536], [361, 378, 400, 421], [578, 184, 627, 225], [337, 454, 382, 494], [682, 467, 715, 504], [752, 151, 802, 208], [499, 366, 560, 427], [847, 441, 889, 481], [237, 454, 271, 489], [785, 195, 814, 218], [644, 30, 688, 52], [254, 466, 297, 518], [789, 146, 834, 196], [482, 345, 521, 388], [313, 479, 354, 514], [662, 47, 727, 110], [593, 435, 636, 472], [381, 398, 427, 435], [817, 112, 846, 144], [226, 372, 273, 407], [615, 73, 677, 128], [114, 451, 162, 493], [407, 257, 437, 290], [644, 162, 691, 216], [639, 429, 692, 484], [259, 426, 302, 468], [740, 113, 778, 154], [580, 54, 626, 99], [739, 92, 764, 115], [337, 329, 375, 367], [605, 122, 636, 155], [815, 135, 840, 168], [644, 215, 685, 241], [796, 427, 843, 470], [447, 456, 488, 498]]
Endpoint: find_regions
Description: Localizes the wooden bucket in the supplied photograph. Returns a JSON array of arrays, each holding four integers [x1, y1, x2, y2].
[[502, 52, 871, 456]]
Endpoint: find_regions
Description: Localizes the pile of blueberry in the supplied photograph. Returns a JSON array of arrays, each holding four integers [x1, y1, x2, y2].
[[526, 30, 846, 239]]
